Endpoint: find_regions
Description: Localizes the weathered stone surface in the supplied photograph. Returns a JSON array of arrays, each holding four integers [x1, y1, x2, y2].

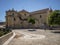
[[8, 29, 60, 45], [0, 32, 13, 45], [5, 8, 51, 28]]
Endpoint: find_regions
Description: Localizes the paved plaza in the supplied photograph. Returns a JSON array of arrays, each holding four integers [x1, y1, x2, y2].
[[8, 29, 60, 45]]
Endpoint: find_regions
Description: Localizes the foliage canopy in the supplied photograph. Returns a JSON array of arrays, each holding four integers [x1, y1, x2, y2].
[[28, 17, 35, 24], [48, 10, 60, 25]]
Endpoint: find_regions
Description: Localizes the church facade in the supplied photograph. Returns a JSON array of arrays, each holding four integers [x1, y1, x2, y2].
[[5, 8, 52, 28]]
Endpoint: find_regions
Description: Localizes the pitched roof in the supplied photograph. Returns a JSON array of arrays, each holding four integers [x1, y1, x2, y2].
[[19, 9, 30, 13], [30, 8, 49, 14]]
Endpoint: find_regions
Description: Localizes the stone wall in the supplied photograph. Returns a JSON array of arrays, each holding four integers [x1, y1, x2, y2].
[[6, 8, 51, 28]]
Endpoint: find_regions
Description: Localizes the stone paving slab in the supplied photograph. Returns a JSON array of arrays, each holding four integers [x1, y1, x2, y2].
[[8, 29, 60, 45]]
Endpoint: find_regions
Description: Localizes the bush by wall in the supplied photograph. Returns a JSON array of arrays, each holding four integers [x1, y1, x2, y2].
[[0, 28, 11, 37]]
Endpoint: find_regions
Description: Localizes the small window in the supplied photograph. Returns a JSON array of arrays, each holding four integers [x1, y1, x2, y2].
[[24, 19, 27, 20], [14, 18, 16, 21], [24, 14, 26, 16], [29, 15, 32, 17], [40, 15, 42, 18], [12, 13, 14, 15]]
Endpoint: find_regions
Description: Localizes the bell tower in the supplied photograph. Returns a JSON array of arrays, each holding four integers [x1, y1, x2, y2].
[[5, 8, 17, 28]]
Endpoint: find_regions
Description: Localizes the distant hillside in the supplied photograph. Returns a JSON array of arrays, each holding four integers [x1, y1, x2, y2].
[[0, 22, 5, 25]]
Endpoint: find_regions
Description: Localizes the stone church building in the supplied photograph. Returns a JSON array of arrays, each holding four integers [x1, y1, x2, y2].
[[5, 8, 52, 29]]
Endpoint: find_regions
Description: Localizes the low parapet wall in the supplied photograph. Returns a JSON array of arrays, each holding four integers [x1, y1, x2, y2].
[[0, 32, 13, 45]]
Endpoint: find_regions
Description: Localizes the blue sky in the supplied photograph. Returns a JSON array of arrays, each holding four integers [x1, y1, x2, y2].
[[0, 0, 60, 22]]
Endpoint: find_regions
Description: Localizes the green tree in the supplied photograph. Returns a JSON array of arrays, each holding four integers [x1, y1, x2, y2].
[[28, 17, 35, 24], [48, 10, 60, 25]]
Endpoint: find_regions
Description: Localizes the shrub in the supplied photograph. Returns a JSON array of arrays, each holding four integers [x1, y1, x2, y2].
[[0, 28, 11, 37]]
